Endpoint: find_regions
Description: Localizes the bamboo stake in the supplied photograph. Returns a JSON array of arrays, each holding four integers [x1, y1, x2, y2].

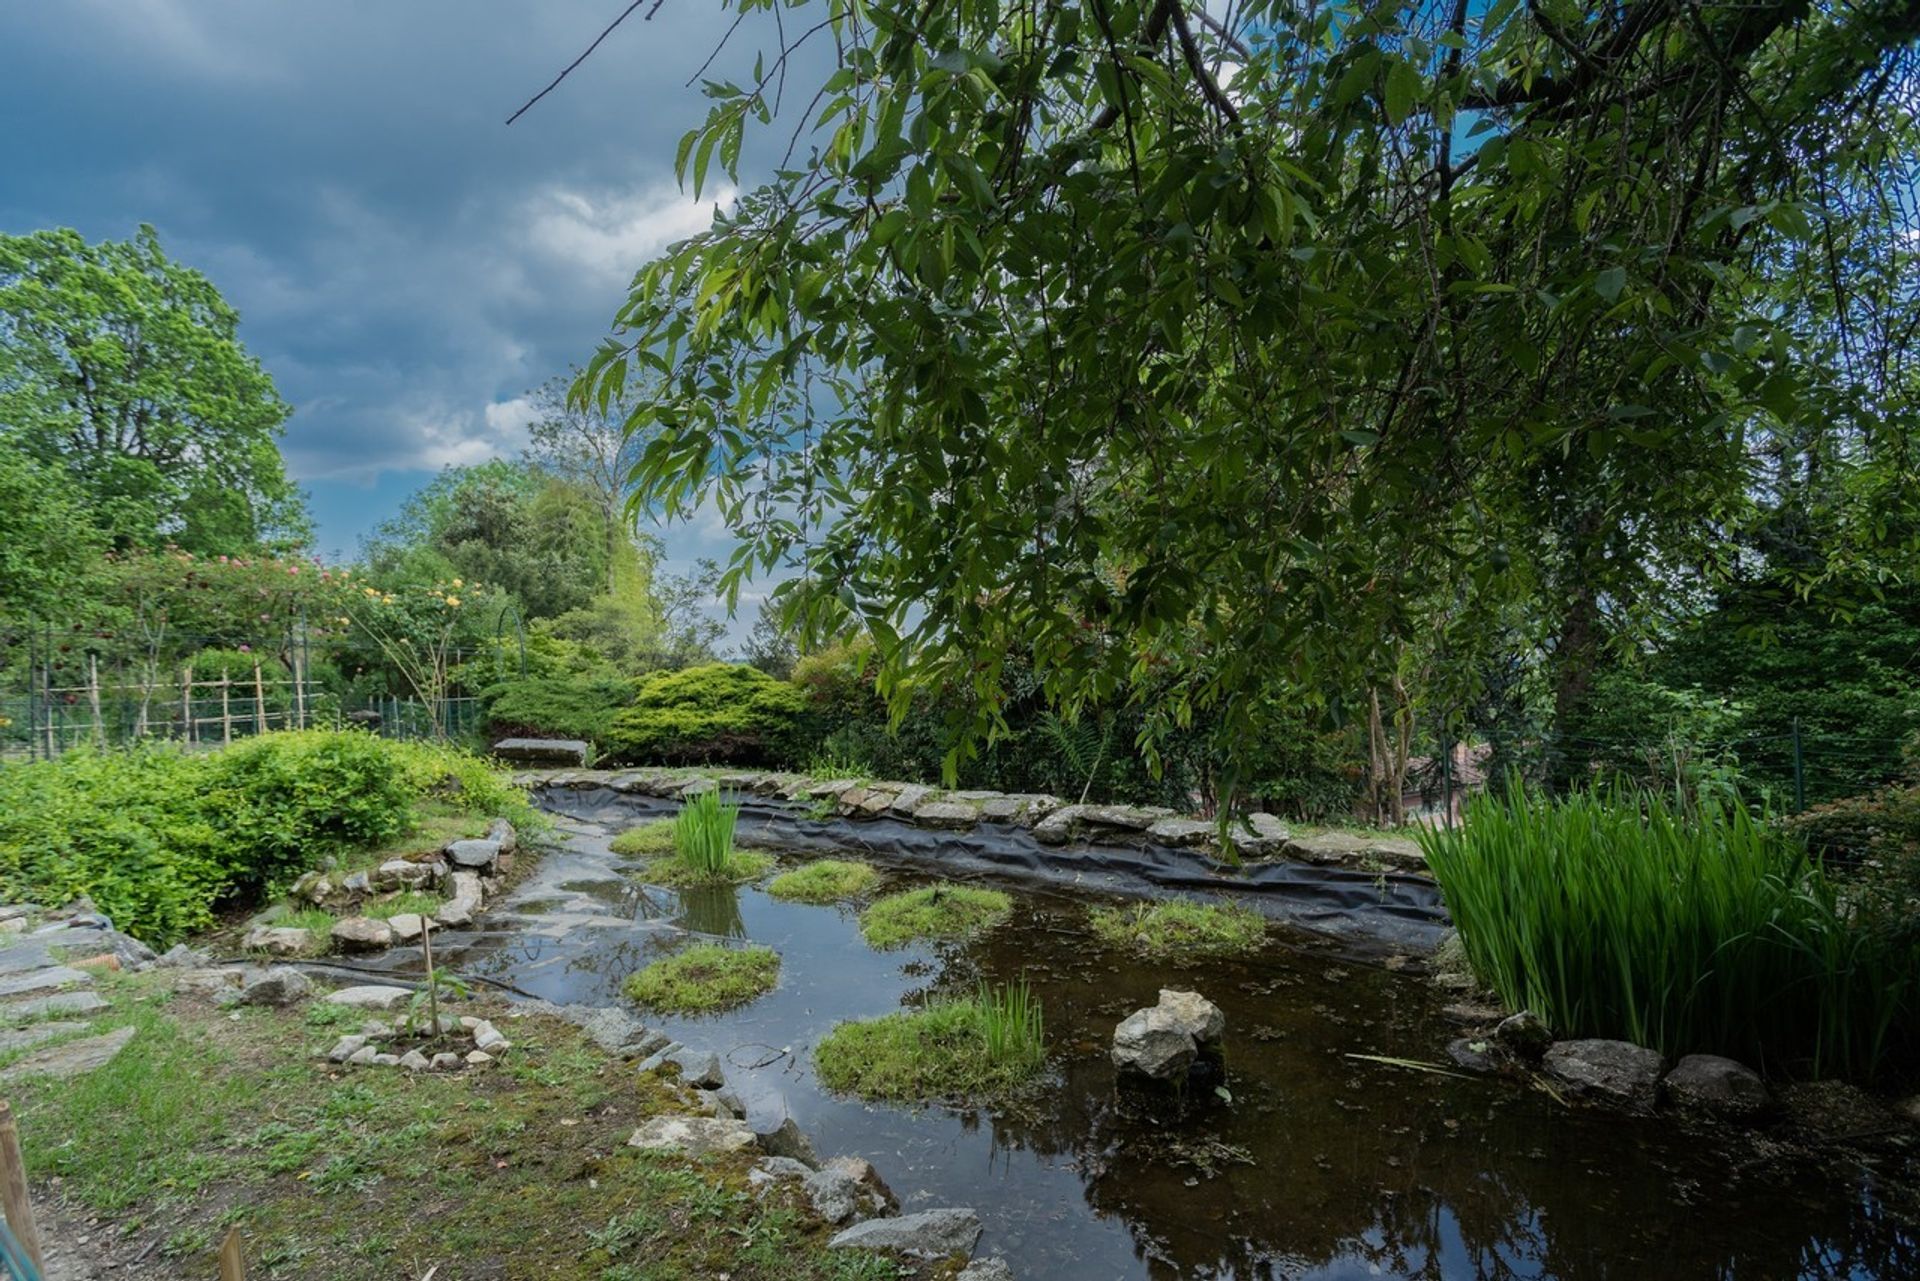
[[217, 1226, 247, 1280], [253, 661, 267, 735], [87, 653, 104, 748], [292, 648, 306, 730], [221, 676, 233, 746], [0, 1100, 47, 1274], [180, 665, 193, 744]]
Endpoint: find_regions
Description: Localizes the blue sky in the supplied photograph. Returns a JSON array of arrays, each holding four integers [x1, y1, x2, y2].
[[0, 1, 774, 641]]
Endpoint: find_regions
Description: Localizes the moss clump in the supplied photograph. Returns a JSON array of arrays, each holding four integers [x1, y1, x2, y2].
[[1087, 899, 1267, 958], [363, 891, 444, 920], [858, 884, 1011, 948], [768, 859, 880, 904], [637, 849, 775, 888], [610, 819, 677, 857], [814, 985, 1045, 1102], [623, 944, 781, 1013]]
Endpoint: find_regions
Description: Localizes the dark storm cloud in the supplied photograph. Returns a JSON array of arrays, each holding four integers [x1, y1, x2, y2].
[[0, 1, 768, 561]]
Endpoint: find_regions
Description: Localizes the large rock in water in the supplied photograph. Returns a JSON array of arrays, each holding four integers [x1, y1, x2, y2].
[[1543, 1039, 1667, 1109], [1112, 989, 1226, 1081], [1664, 1054, 1771, 1119]]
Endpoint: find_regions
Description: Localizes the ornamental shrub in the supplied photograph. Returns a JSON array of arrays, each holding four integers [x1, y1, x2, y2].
[[480, 674, 636, 743], [602, 663, 806, 765]]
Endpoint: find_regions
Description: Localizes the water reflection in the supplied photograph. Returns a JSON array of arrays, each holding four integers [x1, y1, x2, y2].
[[676, 883, 749, 940]]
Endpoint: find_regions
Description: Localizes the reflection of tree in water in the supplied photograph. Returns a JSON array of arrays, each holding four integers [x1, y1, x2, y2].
[[676, 883, 747, 940]]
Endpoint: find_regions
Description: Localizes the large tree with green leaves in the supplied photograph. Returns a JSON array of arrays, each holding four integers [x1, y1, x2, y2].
[[583, 0, 1919, 788], [0, 225, 304, 557]]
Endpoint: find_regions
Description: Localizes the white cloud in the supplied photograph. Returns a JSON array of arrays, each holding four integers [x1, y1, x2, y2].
[[523, 183, 735, 278]]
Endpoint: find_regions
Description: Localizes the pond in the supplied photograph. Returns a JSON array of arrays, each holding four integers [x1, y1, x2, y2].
[[452, 788, 1916, 1280]]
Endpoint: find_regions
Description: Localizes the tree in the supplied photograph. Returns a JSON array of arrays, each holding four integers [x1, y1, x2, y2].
[[583, 0, 1920, 787], [0, 225, 305, 554], [741, 593, 799, 679], [0, 440, 100, 619], [524, 365, 660, 591]]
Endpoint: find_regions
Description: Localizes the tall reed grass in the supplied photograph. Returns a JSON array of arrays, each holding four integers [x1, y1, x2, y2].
[[673, 790, 740, 879], [1420, 784, 1918, 1079]]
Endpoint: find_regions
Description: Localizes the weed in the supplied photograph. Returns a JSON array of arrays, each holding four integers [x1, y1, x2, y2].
[[623, 944, 780, 1014], [363, 890, 443, 920], [610, 819, 677, 858], [858, 883, 1012, 948], [814, 981, 1046, 1102], [1087, 899, 1267, 959], [767, 859, 880, 904], [674, 789, 741, 878]]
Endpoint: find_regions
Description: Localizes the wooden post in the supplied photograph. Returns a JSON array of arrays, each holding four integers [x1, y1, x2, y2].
[[180, 665, 193, 744], [220, 676, 233, 746], [0, 1099, 47, 1274], [87, 652, 105, 748], [253, 662, 267, 735], [217, 1226, 247, 1280], [420, 918, 439, 1036], [292, 648, 306, 730]]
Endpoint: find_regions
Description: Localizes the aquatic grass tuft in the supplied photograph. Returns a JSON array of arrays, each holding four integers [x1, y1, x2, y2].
[[622, 793, 770, 886], [858, 884, 1012, 948], [623, 943, 781, 1014], [609, 819, 677, 857], [1421, 783, 1920, 1078], [674, 790, 740, 877], [1087, 899, 1267, 958], [814, 981, 1046, 1102], [767, 859, 881, 904]]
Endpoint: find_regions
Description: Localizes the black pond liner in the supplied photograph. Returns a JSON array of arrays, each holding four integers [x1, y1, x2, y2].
[[534, 784, 1451, 953]]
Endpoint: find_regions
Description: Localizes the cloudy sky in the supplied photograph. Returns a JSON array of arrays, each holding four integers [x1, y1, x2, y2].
[[0, 1, 784, 638]]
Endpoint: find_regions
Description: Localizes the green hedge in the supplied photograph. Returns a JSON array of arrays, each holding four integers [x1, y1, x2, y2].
[[0, 730, 531, 945], [602, 664, 806, 766], [481, 674, 636, 744]]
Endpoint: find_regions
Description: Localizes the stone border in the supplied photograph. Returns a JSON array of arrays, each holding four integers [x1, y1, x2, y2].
[[513, 767, 1430, 874]]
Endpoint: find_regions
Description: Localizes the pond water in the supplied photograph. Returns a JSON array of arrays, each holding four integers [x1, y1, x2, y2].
[[448, 790, 1916, 1280]]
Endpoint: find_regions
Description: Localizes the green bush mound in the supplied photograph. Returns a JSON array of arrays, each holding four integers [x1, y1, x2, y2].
[[1421, 785, 1920, 1079], [859, 884, 1012, 948], [0, 731, 533, 946], [609, 819, 677, 857], [480, 674, 635, 744], [1087, 899, 1267, 958], [624, 943, 781, 1013], [768, 859, 881, 904], [603, 664, 806, 766], [814, 982, 1045, 1102], [636, 849, 775, 889], [1785, 782, 1920, 923]]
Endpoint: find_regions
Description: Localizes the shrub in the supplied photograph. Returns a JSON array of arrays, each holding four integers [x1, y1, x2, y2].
[[623, 943, 780, 1013], [814, 982, 1045, 1102], [1786, 783, 1920, 931], [1087, 899, 1267, 958], [859, 884, 1012, 948], [602, 664, 806, 766], [480, 674, 634, 744], [767, 859, 880, 904], [1420, 784, 1920, 1078], [0, 731, 530, 945]]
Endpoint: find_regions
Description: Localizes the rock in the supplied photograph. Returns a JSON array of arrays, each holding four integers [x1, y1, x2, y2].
[[331, 917, 394, 953], [290, 871, 332, 904], [1894, 1095, 1920, 1127], [464, 1050, 494, 1067], [0, 965, 92, 998], [1493, 1011, 1552, 1060], [1284, 831, 1427, 872], [326, 1035, 370, 1063], [471, 1020, 512, 1053], [828, 1208, 983, 1259], [385, 914, 428, 944], [371, 859, 435, 891], [1542, 1039, 1667, 1109], [807, 779, 862, 801], [0, 1022, 88, 1055], [324, 984, 414, 1010], [659, 1047, 725, 1089], [486, 817, 518, 854], [755, 1117, 818, 1166], [855, 790, 898, 818], [1664, 1054, 1770, 1119], [5, 989, 107, 1020], [959, 1259, 1015, 1281], [79, 927, 155, 969], [242, 926, 313, 957], [1146, 817, 1216, 847], [804, 1168, 870, 1224], [1080, 804, 1176, 831], [695, 1088, 745, 1120], [154, 943, 209, 969], [231, 967, 313, 1007], [750, 1156, 814, 1191], [0, 1025, 136, 1082], [399, 1049, 432, 1072], [1446, 1037, 1502, 1074], [1031, 805, 1087, 844], [627, 1116, 758, 1158], [369, 1053, 402, 1067], [341, 871, 373, 894], [430, 1052, 464, 1071], [491, 737, 590, 765], [1155, 989, 1225, 1043], [635, 1042, 685, 1074], [446, 839, 503, 870], [345, 1045, 379, 1066], [886, 785, 934, 817], [433, 899, 473, 929], [820, 1155, 896, 1209], [912, 800, 980, 830]]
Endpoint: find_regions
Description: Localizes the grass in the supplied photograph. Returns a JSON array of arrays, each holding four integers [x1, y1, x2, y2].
[[675, 790, 742, 878], [361, 891, 443, 920], [11, 971, 899, 1281], [768, 859, 881, 904], [276, 908, 337, 937], [638, 849, 775, 888], [814, 981, 1046, 1103], [1087, 899, 1267, 958], [858, 884, 1012, 948], [610, 819, 677, 857], [1421, 783, 1920, 1078], [623, 944, 781, 1014]]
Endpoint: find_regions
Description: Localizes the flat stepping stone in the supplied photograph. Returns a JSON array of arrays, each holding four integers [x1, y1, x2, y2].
[[492, 737, 589, 765], [0, 1025, 134, 1081], [0, 1021, 88, 1054], [5, 991, 109, 1020], [323, 985, 415, 1010], [0, 942, 58, 976], [0, 966, 92, 998]]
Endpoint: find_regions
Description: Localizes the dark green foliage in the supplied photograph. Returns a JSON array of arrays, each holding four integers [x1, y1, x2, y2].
[[602, 664, 806, 766], [0, 731, 530, 944], [1422, 784, 1919, 1079], [1785, 782, 1920, 929], [481, 674, 635, 743]]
